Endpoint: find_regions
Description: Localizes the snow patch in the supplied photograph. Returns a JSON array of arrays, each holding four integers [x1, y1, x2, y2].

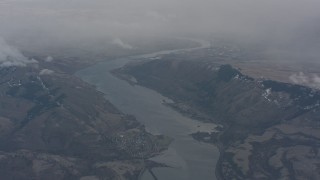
[[262, 88, 272, 102], [39, 69, 54, 75]]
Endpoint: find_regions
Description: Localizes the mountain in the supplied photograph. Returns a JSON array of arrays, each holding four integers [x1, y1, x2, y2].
[[114, 57, 320, 180], [0, 66, 170, 180]]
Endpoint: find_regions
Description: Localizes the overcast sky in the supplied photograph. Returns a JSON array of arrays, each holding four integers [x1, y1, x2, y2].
[[0, 0, 319, 51]]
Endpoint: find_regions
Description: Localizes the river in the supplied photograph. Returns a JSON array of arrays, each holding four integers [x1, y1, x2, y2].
[[75, 39, 220, 180]]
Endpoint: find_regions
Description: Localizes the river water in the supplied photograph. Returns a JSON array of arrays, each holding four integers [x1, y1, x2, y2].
[[75, 40, 220, 180]]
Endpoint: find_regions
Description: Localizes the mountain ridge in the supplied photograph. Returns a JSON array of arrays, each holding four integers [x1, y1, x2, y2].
[[114, 57, 320, 179]]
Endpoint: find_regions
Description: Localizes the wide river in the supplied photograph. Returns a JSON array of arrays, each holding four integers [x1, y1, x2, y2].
[[75, 39, 220, 180]]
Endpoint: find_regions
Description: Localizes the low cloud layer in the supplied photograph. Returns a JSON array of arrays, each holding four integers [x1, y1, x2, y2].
[[1, 0, 319, 38], [0, 37, 38, 67], [289, 72, 320, 89], [45, 56, 54, 62], [112, 38, 133, 50], [0, 0, 319, 62]]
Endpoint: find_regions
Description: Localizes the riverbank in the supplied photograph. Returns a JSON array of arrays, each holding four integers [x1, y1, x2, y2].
[[76, 38, 219, 180], [0, 37, 206, 179], [114, 52, 320, 179]]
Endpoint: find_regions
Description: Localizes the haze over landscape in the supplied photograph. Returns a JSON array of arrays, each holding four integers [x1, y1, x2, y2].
[[0, 0, 320, 180], [1, 0, 320, 50]]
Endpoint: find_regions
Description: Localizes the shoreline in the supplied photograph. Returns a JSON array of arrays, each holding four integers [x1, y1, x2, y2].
[[75, 38, 219, 180], [77, 35, 320, 179], [111, 64, 223, 180]]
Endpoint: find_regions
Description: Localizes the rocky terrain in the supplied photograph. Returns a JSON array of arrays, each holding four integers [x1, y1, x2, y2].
[[114, 55, 320, 179], [0, 65, 172, 180]]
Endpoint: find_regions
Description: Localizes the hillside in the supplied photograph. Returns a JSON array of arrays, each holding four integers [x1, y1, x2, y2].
[[0, 66, 170, 180], [114, 58, 320, 180]]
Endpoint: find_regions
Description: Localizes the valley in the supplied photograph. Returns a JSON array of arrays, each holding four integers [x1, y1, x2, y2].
[[0, 38, 197, 179], [114, 46, 320, 179], [1, 37, 320, 180]]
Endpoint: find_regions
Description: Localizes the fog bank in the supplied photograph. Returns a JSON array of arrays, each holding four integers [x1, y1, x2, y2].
[[0, 0, 319, 61]]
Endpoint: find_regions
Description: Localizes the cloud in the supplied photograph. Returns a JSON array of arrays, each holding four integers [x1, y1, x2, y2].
[[146, 11, 168, 22], [39, 69, 54, 75], [0, 0, 320, 62], [0, 37, 38, 67], [45, 56, 54, 62], [289, 72, 320, 89], [289, 72, 309, 84], [313, 75, 320, 84], [112, 38, 133, 50]]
